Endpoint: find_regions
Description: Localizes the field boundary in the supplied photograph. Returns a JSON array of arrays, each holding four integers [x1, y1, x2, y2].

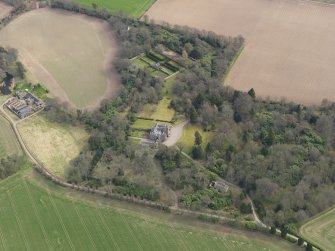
[[299, 206, 335, 251], [222, 44, 245, 83]]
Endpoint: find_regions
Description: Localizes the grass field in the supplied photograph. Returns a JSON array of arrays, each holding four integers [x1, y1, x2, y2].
[[178, 125, 213, 154], [17, 115, 88, 178], [73, 0, 156, 17], [0, 170, 300, 251], [0, 8, 120, 110], [0, 116, 22, 158], [147, 0, 335, 105], [300, 206, 335, 251]]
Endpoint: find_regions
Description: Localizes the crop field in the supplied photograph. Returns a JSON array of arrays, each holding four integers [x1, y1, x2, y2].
[[300, 206, 335, 251], [147, 0, 335, 105], [17, 115, 88, 178], [73, 0, 156, 17], [0, 171, 300, 251], [0, 2, 11, 18], [0, 116, 22, 158], [0, 8, 120, 110]]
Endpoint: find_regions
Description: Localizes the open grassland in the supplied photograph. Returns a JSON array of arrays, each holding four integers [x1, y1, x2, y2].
[[178, 125, 213, 154], [73, 0, 156, 17], [0, 170, 300, 251], [0, 2, 11, 18], [147, 0, 335, 105], [0, 116, 22, 158], [17, 115, 88, 178], [0, 8, 120, 110], [300, 206, 335, 251]]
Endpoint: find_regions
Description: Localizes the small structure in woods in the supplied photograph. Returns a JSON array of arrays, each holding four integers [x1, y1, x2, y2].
[[210, 181, 229, 193]]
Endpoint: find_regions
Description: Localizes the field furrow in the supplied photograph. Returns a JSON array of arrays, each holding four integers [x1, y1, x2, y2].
[[72, 202, 98, 251], [117, 212, 145, 251], [47, 191, 76, 250], [94, 207, 120, 250], [6, 191, 31, 251], [22, 180, 52, 251]]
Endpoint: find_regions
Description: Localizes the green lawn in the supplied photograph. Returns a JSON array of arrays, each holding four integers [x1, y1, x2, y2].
[[300, 206, 335, 251], [139, 98, 175, 122], [0, 115, 22, 158], [132, 118, 157, 129], [136, 75, 177, 122], [73, 0, 156, 17], [178, 125, 214, 154], [0, 171, 300, 251], [15, 81, 48, 100]]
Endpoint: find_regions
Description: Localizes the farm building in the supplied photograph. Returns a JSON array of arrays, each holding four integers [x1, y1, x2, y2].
[[5, 91, 44, 119], [210, 181, 229, 193], [5, 97, 31, 118], [149, 123, 170, 142]]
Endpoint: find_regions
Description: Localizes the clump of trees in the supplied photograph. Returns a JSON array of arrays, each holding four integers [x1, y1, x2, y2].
[[0, 47, 25, 82], [0, 155, 26, 180], [0, 0, 24, 7]]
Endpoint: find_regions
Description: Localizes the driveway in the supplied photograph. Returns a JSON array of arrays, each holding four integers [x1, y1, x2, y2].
[[163, 121, 188, 147]]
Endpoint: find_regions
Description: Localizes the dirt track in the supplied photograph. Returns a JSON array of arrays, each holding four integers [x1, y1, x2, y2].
[[147, 0, 335, 105], [0, 2, 11, 18]]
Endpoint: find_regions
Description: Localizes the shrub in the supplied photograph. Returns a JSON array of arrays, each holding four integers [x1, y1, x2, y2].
[[244, 222, 257, 230], [298, 237, 304, 246]]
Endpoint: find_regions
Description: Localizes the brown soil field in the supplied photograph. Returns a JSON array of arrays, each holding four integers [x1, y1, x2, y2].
[[0, 2, 11, 18], [0, 8, 120, 110], [147, 0, 335, 105]]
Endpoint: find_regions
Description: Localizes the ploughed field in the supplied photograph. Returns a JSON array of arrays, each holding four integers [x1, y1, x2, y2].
[[0, 2, 11, 18], [73, 0, 156, 17], [0, 171, 300, 251], [0, 8, 120, 110], [300, 206, 335, 251], [147, 0, 335, 105]]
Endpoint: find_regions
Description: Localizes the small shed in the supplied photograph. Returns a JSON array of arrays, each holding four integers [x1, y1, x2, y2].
[[210, 181, 229, 193]]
